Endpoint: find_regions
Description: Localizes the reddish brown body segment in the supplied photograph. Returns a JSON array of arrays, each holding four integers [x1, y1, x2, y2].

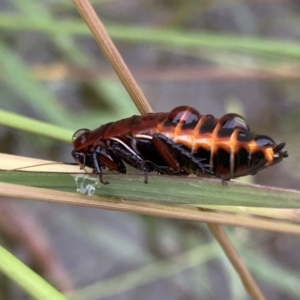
[[72, 106, 288, 184]]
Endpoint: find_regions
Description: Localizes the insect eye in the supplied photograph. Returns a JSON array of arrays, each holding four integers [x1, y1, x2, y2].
[[167, 106, 201, 125], [220, 114, 250, 131], [255, 136, 275, 148], [72, 128, 91, 142]]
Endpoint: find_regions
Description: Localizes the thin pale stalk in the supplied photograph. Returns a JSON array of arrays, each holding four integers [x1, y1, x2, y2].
[[199, 205, 300, 222], [72, 0, 152, 114], [1, 182, 300, 235], [208, 224, 265, 300]]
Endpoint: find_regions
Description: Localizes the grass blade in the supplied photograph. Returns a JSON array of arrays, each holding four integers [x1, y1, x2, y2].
[[0, 245, 67, 300]]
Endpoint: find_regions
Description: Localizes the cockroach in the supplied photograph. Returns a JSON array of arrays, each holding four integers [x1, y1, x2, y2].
[[71, 106, 288, 184]]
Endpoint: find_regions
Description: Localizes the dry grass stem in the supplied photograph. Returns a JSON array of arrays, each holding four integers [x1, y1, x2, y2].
[[31, 64, 300, 82], [1, 182, 300, 235], [0, 154, 84, 173], [72, 0, 152, 114], [208, 224, 265, 300], [199, 205, 300, 222]]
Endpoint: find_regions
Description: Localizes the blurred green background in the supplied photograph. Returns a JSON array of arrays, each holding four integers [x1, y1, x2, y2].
[[1, 0, 300, 299]]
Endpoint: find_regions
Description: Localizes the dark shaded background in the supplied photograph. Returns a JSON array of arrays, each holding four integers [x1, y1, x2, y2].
[[0, 0, 300, 299]]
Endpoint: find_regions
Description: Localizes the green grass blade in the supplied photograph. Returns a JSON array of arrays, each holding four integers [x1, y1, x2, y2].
[[1, 14, 300, 58], [3, 2, 138, 122], [72, 242, 221, 300], [0, 170, 299, 208], [0, 245, 68, 300], [0, 41, 71, 126], [0, 110, 72, 142]]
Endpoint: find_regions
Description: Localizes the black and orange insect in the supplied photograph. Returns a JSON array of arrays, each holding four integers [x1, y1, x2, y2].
[[72, 106, 288, 184]]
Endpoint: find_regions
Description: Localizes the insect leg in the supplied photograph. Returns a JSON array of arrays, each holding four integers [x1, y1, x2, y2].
[[108, 139, 149, 183], [152, 134, 214, 176], [72, 149, 111, 185], [91, 151, 109, 185], [151, 135, 181, 173], [93, 146, 127, 184], [94, 147, 126, 174], [72, 147, 125, 184]]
